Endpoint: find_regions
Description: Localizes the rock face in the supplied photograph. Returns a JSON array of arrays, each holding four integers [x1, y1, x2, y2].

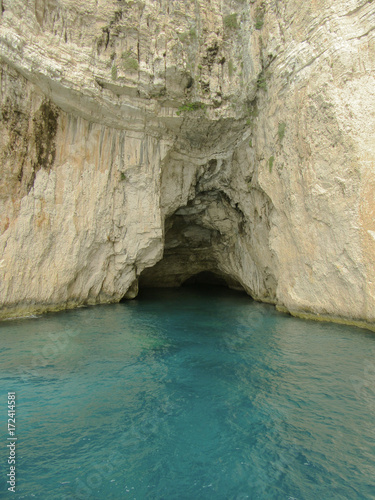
[[0, 0, 374, 329]]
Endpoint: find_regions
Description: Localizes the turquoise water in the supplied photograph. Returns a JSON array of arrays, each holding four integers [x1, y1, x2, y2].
[[1, 286, 375, 499]]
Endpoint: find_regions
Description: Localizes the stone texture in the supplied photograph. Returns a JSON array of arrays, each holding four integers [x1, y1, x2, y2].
[[0, 0, 374, 330]]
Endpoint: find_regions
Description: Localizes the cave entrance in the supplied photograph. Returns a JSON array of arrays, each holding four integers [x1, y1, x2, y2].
[[183, 271, 230, 287], [140, 268, 243, 291], [138, 192, 245, 293]]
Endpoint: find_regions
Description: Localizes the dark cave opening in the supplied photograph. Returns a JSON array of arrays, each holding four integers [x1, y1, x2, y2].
[[137, 192, 245, 294], [182, 271, 228, 287], [138, 264, 244, 292], [135, 270, 246, 302], [123, 185, 257, 302]]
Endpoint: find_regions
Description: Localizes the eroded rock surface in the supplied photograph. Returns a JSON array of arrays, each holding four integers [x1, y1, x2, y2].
[[0, 0, 374, 329]]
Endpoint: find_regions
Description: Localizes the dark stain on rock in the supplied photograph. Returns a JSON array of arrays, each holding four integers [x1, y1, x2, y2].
[[200, 80, 210, 94], [186, 75, 194, 90], [28, 100, 59, 191], [203, 42, 219, 70], [0, 98, 29, 185]]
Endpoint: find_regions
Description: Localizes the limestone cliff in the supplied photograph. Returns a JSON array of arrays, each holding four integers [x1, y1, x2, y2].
[[0, 0, 374, 330]]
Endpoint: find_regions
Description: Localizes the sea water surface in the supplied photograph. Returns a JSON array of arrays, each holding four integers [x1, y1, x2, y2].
[[1, 287, 375, 499]]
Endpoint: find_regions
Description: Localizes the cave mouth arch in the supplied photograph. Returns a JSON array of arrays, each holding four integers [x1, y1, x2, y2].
[[137, 192, 246, 294]]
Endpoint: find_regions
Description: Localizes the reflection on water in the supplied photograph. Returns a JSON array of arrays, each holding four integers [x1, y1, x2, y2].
[[0, 286, 374, 499]]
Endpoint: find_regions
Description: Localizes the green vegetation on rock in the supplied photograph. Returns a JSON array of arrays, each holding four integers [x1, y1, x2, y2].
[[255, 5, 265, 30], [121, 50, 139, 72], [176, 101, 206, 116], [278, 122, 286, 141], [257, 71, 270, 91], [111, 64, 117, 80], [269, 155, 275, 172], [178, 27, 197, 44], [224, 14, 238, 30], [189, 27, 197, 38], [228, 60, 235, 78]]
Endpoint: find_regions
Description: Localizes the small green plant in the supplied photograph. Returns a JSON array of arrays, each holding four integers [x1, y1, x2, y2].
[[189, 27, 197, 38], [198, 64, 203, 70], [248, 106, 259, 119], [177, 32, 189, 43], [120, 172, 126, 181], [228, 60, 235, 78], [121, 50, 139, 72], [257, 73, 268, 90], [178, 27, 197, 43], [254, 5, 265, 30], [246, 105, 259, 127], [111, 64, 117, 81], [126, 58, 139, 71], [269, 155, 275, 172], [249, 139, 253, 147], [176, 101, 206, 116], [224, 14, 238, 30], [278, 122, 286, 141]]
